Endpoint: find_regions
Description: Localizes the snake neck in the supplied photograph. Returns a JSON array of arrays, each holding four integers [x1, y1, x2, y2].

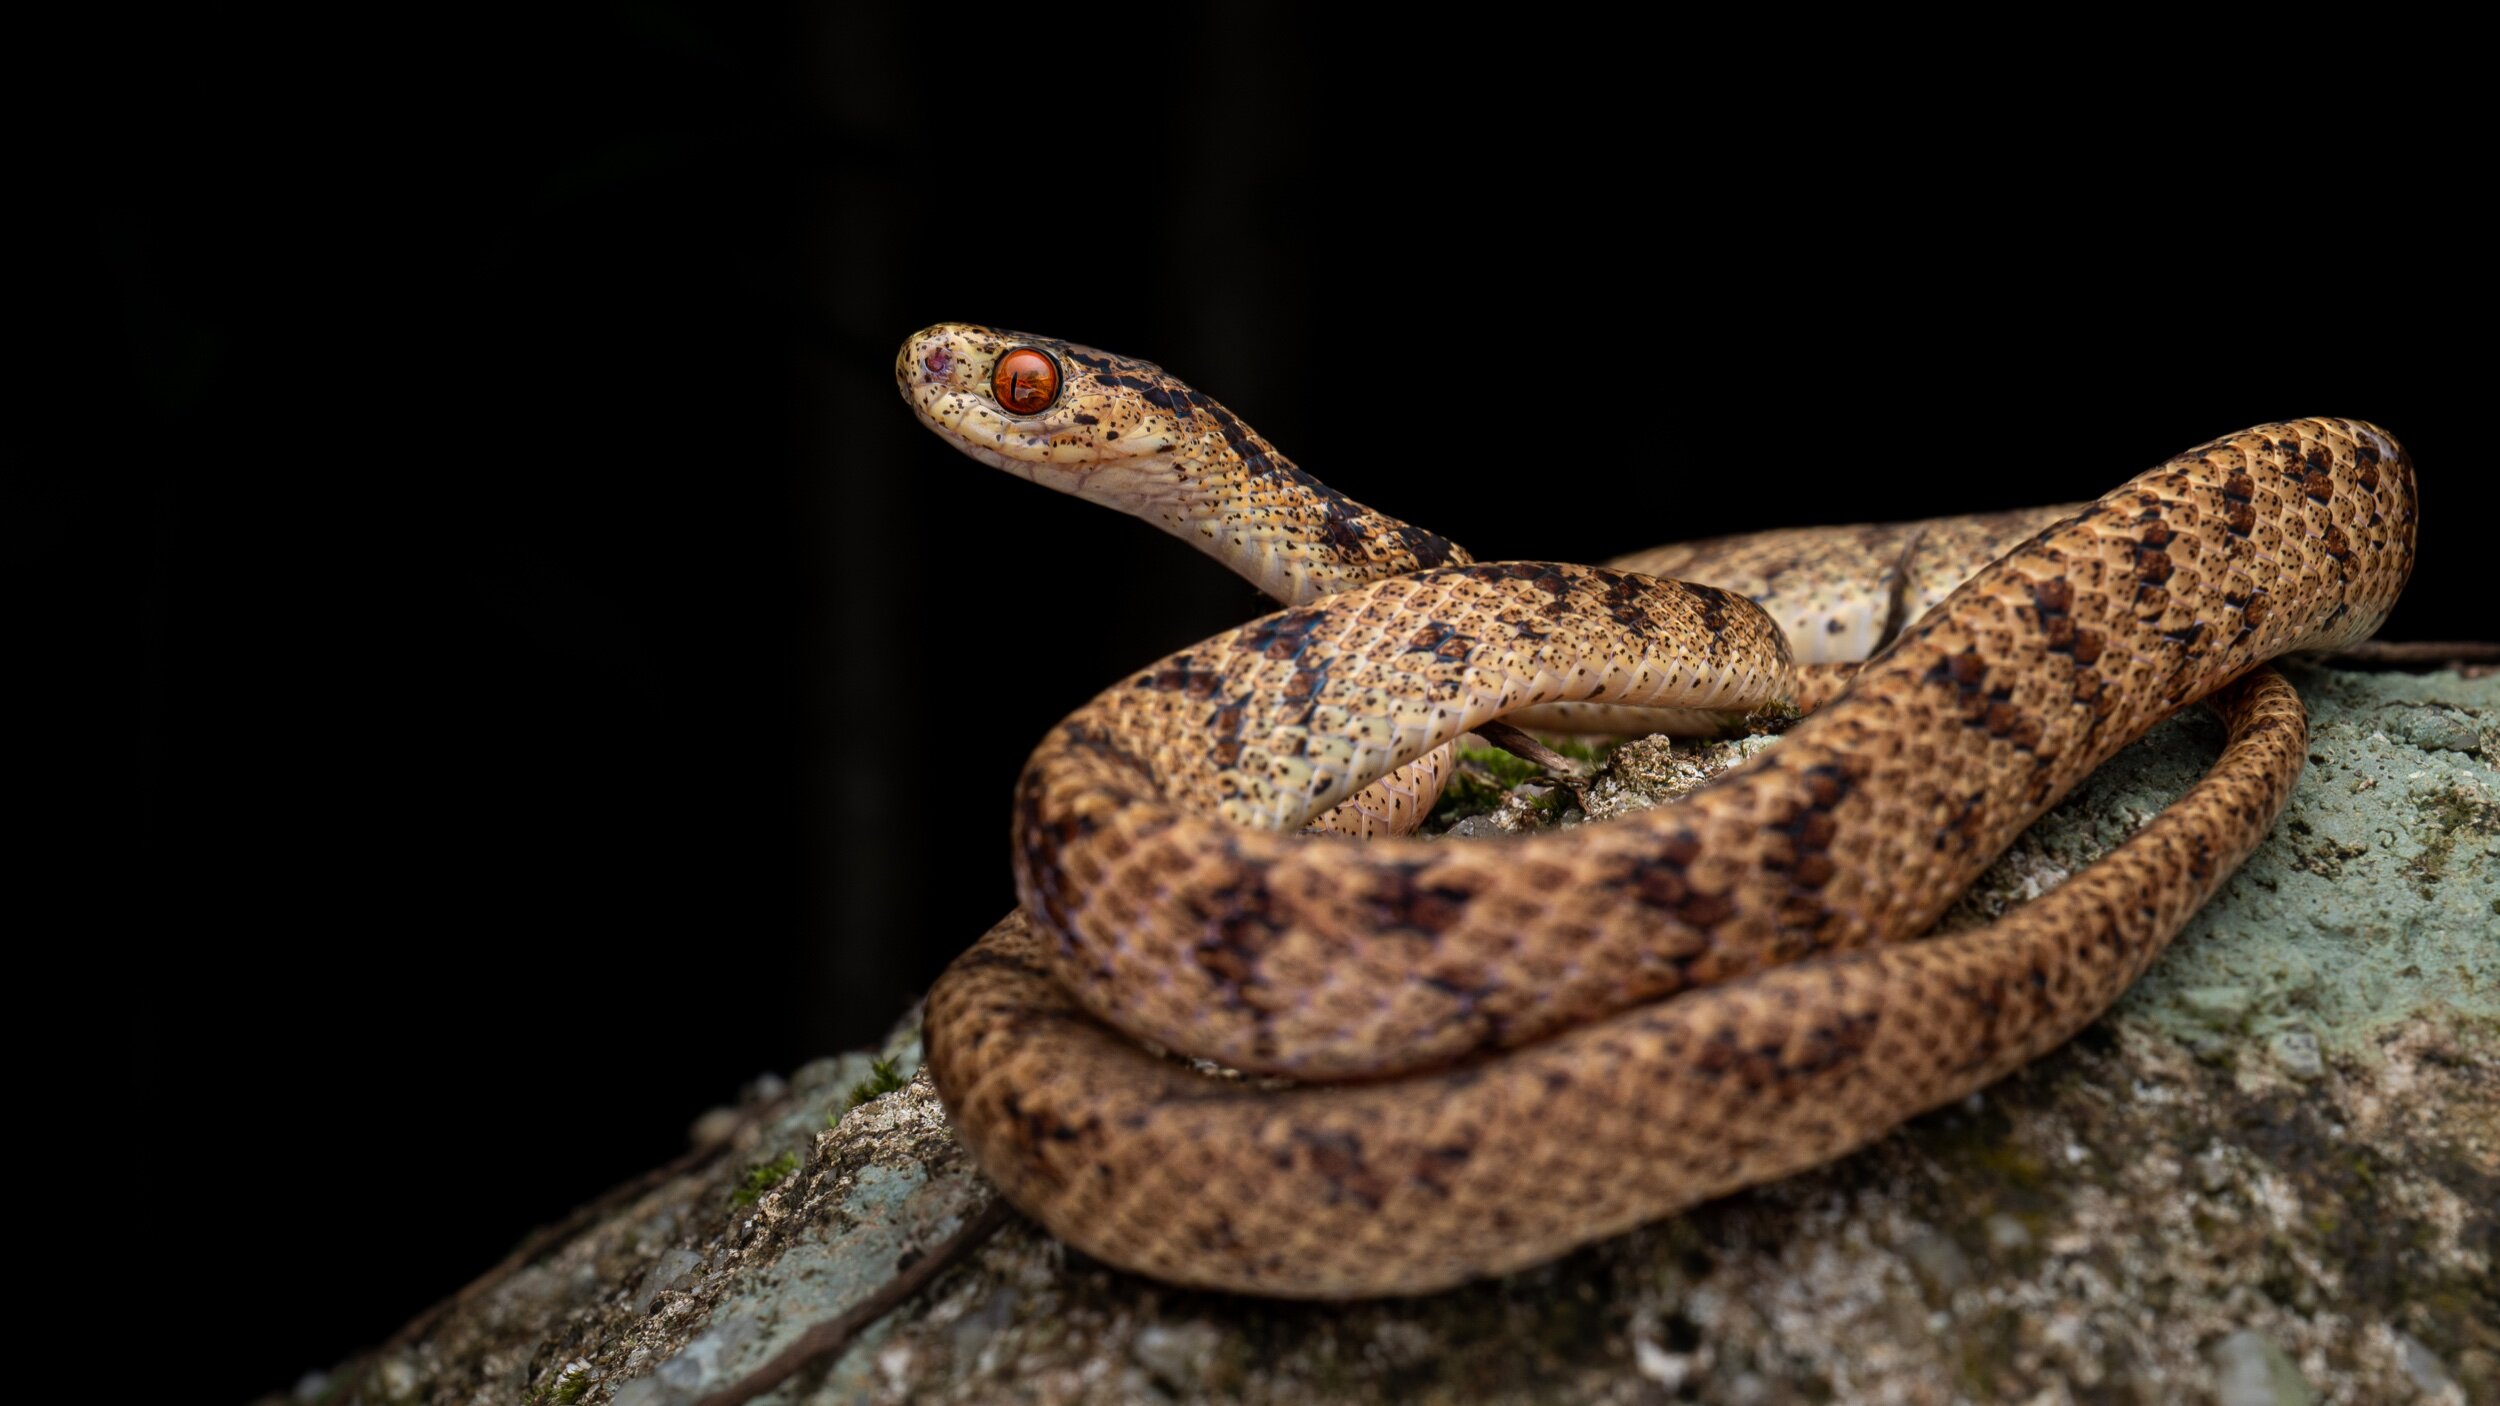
[[1132, 419, 1471, 607]]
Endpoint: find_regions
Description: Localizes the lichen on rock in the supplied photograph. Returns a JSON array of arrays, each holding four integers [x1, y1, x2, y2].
[[288, 664, 2497, 1406]]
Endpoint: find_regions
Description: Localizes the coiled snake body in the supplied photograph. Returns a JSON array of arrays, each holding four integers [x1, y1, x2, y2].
[[895, 324, 2418, 1297]]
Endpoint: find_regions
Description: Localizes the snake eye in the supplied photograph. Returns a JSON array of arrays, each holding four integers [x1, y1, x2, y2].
[[992, 348, 1061, 416]]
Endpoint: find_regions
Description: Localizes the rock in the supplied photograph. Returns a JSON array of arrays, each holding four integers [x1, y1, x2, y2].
[[633, 1248, 705, 1311], [2209, 1329, 2311, 1406], [2394, 1330, 2458, 1398], [2389, 706, 2484, 756], [1982, 1213, 2032, 1256], [1899, 1227, 1972, 1300], [362, 1357, 416, 1403], [2269, 1030, 2325, 1081], [790, 1055, 851, 1093], [685, 1106, 741, 1148], [1631, 1336, 1694, 1390], [1573, 734, 1779, 823], [2457, 1348, 2500, 1403], [945, 1287, 1018, 1375], [2179, 984, 2256, 1029], [1128, 1320, 1224, 1393], [608, 1311, 758, 1406], [301, 665, 2499, 1406]]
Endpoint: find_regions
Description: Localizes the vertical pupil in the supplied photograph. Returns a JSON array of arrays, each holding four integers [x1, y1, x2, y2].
[[993, 349, 1059, 414]]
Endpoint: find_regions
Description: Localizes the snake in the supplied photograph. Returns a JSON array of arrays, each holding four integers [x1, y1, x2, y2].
[[892, 323, 2418, 1297]]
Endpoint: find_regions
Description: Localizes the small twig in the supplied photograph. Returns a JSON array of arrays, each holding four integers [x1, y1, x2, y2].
[[1472, 721, 1601, 817], [690, 1198, 1016, 1406], [2309, 640, 2500, 669], [1474, 720, 1585, 779]]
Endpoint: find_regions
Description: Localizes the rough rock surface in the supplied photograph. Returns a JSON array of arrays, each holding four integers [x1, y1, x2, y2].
[[284, 663, 2496, 1406]]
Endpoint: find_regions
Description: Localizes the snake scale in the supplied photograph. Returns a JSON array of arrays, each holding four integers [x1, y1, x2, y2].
[[894, 323, 2418, 1297]]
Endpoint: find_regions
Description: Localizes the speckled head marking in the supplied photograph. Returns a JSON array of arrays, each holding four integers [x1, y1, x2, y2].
[[898, 323, 1468, 604], [897, 324, 1187, 499]]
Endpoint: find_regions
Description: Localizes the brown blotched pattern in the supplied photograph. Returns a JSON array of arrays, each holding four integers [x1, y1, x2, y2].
[[1513, 505, 2083, 737], [932, 671, 2313, 1297], [1611, 506, 2089, 664], [1012, 564, 1799, 1077], [898, 335, 2417, 1298]]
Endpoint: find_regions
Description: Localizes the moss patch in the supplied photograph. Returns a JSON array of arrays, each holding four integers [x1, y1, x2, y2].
[[837, 1055, 909, 1121], [728, 1150, 800, 1208], [1456, 745, 1547, 788]]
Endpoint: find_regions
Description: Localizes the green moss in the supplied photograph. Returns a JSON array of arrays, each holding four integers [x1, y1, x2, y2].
[[1456, 746, 1545, 787], [1430, 744, 1590, 827], [834, 1056, 909, 1123], [730, 1150, 801, 1207], [526, 1366, 593, 1406]]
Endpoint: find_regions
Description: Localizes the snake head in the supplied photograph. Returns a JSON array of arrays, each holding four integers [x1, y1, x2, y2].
[[896, 322, 1199, 513]]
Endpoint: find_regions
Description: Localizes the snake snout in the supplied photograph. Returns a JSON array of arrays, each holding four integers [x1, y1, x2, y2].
[[897, 324, 979, 395]]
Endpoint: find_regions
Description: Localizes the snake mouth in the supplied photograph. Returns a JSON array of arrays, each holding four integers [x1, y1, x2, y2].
[[930, 418, 1193, 517], [904, 386, 1080, 488], [910, 394, 1195, 521], [928, 423, 1046, 486]]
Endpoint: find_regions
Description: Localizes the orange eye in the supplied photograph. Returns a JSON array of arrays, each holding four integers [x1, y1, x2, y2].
[[992, 348, 1060, 416]]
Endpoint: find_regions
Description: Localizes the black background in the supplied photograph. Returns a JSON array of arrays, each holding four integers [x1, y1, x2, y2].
[[63, 10, 2487, 1400]]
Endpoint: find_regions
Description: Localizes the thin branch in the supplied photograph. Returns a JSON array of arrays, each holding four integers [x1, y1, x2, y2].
[[1474, 720, 1584, 778], [689, 1198, 1017, 1406]]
